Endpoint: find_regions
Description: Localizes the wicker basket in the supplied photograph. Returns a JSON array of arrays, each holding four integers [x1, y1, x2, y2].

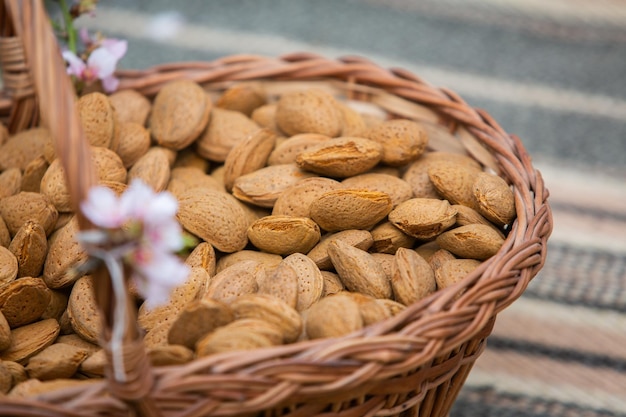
[[0, 1, 552, 416]]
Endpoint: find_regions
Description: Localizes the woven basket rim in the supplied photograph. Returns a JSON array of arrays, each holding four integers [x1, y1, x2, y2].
[[0, 1, 553, 416]]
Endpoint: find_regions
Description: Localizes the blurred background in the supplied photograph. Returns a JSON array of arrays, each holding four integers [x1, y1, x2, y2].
[[76, 1, 626, 416]]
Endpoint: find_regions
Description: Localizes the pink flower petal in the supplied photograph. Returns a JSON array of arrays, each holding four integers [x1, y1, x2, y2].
[[62, 50, 86, 77], [100, 75, 120, 93], [81, 186, 125, 228], [87, 47, 117, 79], [120, 179, 155, 220], [100, 38, 128, 61]]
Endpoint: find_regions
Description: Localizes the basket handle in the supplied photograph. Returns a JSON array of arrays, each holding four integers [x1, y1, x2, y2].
[[3, 1, 160, 414]]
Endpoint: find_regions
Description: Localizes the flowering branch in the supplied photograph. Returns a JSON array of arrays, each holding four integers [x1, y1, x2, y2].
[[76, 180, 192, 380], [48, 0, 127, 93]]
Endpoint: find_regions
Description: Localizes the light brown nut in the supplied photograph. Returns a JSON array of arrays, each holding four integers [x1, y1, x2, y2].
[[0, 192, 58, 237], [222, 318, 285, 345], [138, 267, 210, 332], [8, 220, 47, 278], [67, 275, 102, 344], [0, 362, 13, 394], [0, 168, 21, 199], [341, 173, 413, 208], [184, 242, 216, 277], [173, 148, 211, 172], [267, 133, 331, 166], [272, 177, 342, 218], [0, 318, 60, 364], [305, 293, 363, 339], [402, 152, 481, 199], [216, 250, 282, 275], [428, 249, 457, 275], [8, 378, 99, 398], [343, 291, 392, 326], [223, 128, 277, 191], [251, 103, 280, 132], [376, 298, 407, 316], [435, 259, 481, 297], [371, 253, 395, 282], [142, 321, 171, 349], [436, 224, 505, 260], [365, 119, 428, 166], [338, 102, 368, 137], [281, 253, 324, 312], [148, 345, 194, 367], [55, 334, 100, 354], [0, 311, 11, 351], [414, 241, 441, 262], [275, 89, 343, 137], [0, 247, 18, 287], [114, 122, 151, 168], [370, 221, 416, 254], [391, 248, 436, 306], [327, 240, 392, 299], [295, 136, 383, 178], [149, 79, 212, 150], [108, 88, 151, 126], [2, 360, 28, 389], [43, 217, 88, 289], [248, 215, 321, 255], [77, 92, 117, 149], [20, 156, 48, 193], [0, 277, 51, 328], [196, 107, 259, 162], [216, 83, 266, 116], [306, 229, 373, 270], [0, 127, 51, 171], [203, 260, 260, 304], [257, 261, 299, 309], [41, 290, 69, 321], [0, 122, 7, 146], [167, 298, 234, 349], [320, 271, 344, 297], [388, 198, 457, 240], [25, 343, 89, 380], [40, 147, 127, 212], [166, 167, 225, 199], [427, 160, 481, 210], [196, 325, 274, 357], [79, 349, 106, 378], [310, 189, 392, 232], [127, 146, 172, 192], [177, 188, 249, 253], [472, 172, 516, 226], [230, 293, 302, 343], [232, 163, 317, 208], [0, 216, 11, 248]]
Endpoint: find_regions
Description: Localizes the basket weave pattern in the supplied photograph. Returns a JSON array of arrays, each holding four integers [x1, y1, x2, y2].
[[0, 1, 552, 416]]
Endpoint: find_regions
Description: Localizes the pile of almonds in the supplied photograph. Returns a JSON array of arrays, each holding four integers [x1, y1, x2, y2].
[[0, 80, 515, 396]]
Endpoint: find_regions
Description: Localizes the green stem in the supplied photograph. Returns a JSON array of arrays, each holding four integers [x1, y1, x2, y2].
[[59, 0, 77, 53]]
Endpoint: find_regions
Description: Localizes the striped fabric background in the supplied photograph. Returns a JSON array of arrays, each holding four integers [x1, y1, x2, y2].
[[75, 1, 626, 415]]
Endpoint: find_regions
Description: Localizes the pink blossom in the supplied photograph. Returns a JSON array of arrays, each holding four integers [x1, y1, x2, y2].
[[79, 179, 190, 308], [62, 38, 127, 92]]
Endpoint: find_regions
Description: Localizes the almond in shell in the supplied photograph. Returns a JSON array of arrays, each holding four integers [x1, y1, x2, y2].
[[310, 189, 392, 232], [223, 128, 277, 191], [305, 293, 363, 339], [196, 108, 259, 162], [295, 136, 383, 178], [149, 79, 212, 150], [341, 173, 414, 207], [167, 298, 234, 349], [0, 128, 50, 171], [0, 318, 60, 364], [472, 172, 516, 226], [327, 239, 392, 299], [281, 253, 324, 312], [25, 343, 89, 380], [275, 89, 343, 137], [216, 83, 266, 116], [127, 146, 172, 192], [391, 248, 436, 306], [0, 247, 18, 287], [257, 261, 299, 309], [267, 133, 331, 166], [0, 192, 58, 237], [8, 220, 47, 278], [365, 119, 428, 166], [272, 177, 341, 218], [203, 260, 260, 304], [0, 168, 21, 199], [436, 224, 504, 260], [248, 215, 321, 255], [77, 92, 117, 149], [306, 229, 373, 270], [0, 277, 51, 328], [108, 88, 152, 126], [20, 156, 48, 193], [114, 122, 151, 168], [388, 198, 457, 240]]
